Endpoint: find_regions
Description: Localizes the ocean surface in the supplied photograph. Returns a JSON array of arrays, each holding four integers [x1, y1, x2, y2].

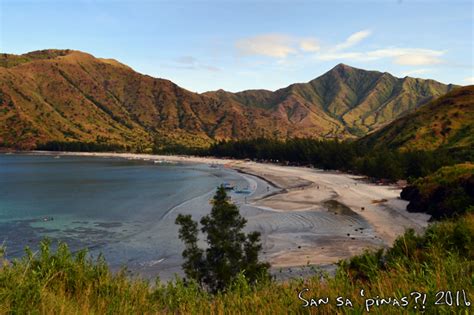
[[0, 153, 251, 278], [0, 153, 381, 281]]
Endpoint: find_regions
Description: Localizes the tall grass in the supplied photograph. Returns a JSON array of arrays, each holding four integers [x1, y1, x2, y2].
[[1, 215, 473, 314]]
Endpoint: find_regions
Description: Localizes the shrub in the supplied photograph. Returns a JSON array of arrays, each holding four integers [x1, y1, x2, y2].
[[175, 186, 270, 293]]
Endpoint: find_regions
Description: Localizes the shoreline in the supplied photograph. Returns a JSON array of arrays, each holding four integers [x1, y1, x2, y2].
[[7, 150, 431, 271]]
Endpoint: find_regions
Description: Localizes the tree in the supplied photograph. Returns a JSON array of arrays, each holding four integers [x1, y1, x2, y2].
[[175, 186, 270, 292]]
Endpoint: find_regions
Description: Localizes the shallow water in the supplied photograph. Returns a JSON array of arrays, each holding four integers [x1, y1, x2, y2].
[[0, 153, 383, 281], [0, 154, 247, 270]]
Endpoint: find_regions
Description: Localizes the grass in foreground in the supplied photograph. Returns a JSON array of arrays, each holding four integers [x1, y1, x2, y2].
[[1, 214, 473, 314]]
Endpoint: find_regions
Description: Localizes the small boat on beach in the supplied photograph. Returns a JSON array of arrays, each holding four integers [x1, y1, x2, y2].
[[222, 182, 234, 190], [234, 188, 252, 194]]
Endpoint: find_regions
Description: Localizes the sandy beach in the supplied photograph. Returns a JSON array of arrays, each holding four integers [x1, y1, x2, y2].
[[29, 151, 431, 277]]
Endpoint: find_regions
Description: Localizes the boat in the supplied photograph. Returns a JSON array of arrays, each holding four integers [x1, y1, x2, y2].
[[222, 182, 234, 190], [234, 189, 252, 194]]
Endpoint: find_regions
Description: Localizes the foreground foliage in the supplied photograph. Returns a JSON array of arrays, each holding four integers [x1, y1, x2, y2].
[[175, 186, 270, 293], [1, 214, 473, 314]]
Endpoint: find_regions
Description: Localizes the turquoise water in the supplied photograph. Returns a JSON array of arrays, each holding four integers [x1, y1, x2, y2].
[[0, 154, 245, 272]]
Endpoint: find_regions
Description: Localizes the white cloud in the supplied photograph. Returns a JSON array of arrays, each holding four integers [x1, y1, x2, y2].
[[316, 48, 445, 66], [234, 30, 446, 69], [235, 30, 371, 59], [393, 53, 443, 66], [300, 38, 320, 52], [334, 29, 372, 51], [236, 34, 296, 58], [236, 34, 322, 58], [368, 48, 444, 65], [463, 76, 474, 85], [400, 68, 430, 77]]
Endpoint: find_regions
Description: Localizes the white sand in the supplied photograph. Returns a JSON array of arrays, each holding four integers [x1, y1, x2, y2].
[[32, 151, 431, 269], [235, 163, 430, 242]]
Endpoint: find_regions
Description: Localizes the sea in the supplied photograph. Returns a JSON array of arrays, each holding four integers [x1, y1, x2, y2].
[[0, 153, 251, 279]]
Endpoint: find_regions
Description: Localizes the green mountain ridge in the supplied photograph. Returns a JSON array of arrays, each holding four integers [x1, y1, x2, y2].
[[0, 49, 458, 150], [360, 85, 474, 151], [206, 63, 457, 136]]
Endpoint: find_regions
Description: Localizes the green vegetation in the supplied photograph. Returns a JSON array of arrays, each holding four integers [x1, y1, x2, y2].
[[0, 50, 73, 68], [1, 214, 472, 314], [196, 137, 473, 181], [36, 140, 129, 153], [1, 178, 473, 313], [205, 63, 456, 136], [401, 163, 474, 219], [1, 170, 473, 314], [360, 86, 474, 151], [152, 133, 208, 154], [0, 50, 455, 150], [1, 50, 472, 313], [0, 55, 31, 68], [175, 186, 270, 293]]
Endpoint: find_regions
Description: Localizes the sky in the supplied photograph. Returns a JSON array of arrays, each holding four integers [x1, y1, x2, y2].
[[1, 0, 473, 92]]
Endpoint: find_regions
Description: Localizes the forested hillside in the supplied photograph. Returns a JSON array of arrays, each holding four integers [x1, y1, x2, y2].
[[0, 50, 456, 150]]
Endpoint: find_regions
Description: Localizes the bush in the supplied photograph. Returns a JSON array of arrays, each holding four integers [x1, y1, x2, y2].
[[401, 164, 474, 219], [175, 186, 270, 293]]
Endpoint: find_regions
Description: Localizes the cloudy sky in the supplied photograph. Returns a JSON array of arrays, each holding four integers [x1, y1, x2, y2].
[[1, 0, 473, 92]]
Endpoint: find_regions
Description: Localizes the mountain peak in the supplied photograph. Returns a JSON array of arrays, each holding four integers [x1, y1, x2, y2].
[[1, 49, 76, 68], [323, 63, 388, 81], [24, 49, 75, 59], [0, 48, 458, 149], [326, 63, 360, 77], [334, 63, 353, 70], [0, 49, 132, 70]]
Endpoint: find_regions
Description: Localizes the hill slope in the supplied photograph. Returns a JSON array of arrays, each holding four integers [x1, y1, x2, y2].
[[0, 49, 456, 150], [205, 63, 456, 136], [359, 85, 474, 151]]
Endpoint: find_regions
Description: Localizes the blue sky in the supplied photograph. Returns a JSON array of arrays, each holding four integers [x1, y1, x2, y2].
[[1, 0, 473, 92]]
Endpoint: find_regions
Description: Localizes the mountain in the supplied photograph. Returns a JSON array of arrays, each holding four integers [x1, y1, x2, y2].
[[205, 63, 457, 136], [0, 49, 457, 150], [359, 85, 474, 151]]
